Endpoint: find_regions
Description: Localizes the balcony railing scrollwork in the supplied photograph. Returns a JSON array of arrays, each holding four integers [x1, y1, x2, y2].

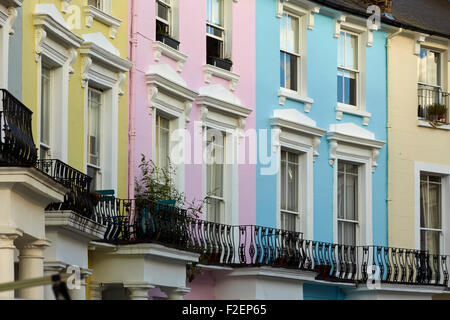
[[0, 89, 37, 166], [96, 197, 450, 288]]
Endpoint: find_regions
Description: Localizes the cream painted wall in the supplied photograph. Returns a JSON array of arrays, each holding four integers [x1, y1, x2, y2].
[[388, 33, 450, 249]]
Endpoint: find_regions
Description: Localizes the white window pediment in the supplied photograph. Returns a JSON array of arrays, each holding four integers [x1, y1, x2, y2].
[[197, 84, 252, 130], [270, 108, 326, 160], [80, 32, 132, 89], [146, 64, 198, 122], [34, 4, 84, 66], [84, 5, 122, 39], [327, 123, 385, 172]]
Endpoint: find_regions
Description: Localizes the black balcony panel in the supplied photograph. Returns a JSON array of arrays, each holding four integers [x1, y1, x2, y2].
[[0, 89, 37, 166]]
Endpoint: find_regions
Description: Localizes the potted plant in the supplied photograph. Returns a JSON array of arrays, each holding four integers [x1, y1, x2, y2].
[[426, 103, 447, 123], [207, 56, 233, 71], [155, 23, 180, 50]]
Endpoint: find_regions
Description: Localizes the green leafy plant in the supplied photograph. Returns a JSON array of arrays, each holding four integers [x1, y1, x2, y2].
[[426, 103, 447, 123], [135, 154, 208, 282]]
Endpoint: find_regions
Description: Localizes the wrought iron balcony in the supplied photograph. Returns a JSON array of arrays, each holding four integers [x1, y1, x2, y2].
[[96, 197, 450, 288], [36, 159, 96, 221], [0, 89, 37, 166], [418, 85, 449, 124]]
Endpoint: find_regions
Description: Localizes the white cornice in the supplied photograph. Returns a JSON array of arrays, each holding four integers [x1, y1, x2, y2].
[[146, 72, 198, 103], [80, 40, 132, 73], [34, 11, 84, 50], [84, 5, 122, 39], [153, 41, 188, 73], [203, 64, 240, 91], [196, 94, 252, 120]]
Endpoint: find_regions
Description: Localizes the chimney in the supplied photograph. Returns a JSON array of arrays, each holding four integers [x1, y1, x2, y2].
[[362, 0, 392, 13]]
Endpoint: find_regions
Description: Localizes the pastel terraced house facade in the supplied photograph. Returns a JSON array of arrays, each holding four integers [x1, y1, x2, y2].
[[0, 0, 131, 300], [386, 1, 450, 264]]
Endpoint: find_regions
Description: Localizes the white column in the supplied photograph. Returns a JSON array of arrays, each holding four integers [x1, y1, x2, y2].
[[0, 234, 19, 299], [18, 239, 51, 300], [124, 283, 154, 300], [89, 282, 103, 300], [162, 287, 191, 300]]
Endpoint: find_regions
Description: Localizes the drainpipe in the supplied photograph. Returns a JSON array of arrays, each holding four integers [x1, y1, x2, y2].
[[385, 27, 402, 246], [128, 0, 138, 199]]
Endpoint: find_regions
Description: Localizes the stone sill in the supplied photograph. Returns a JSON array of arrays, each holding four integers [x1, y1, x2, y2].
[[278, 88, 314, 113], [153, 41, 187, 72], [418, 120, 450, 131], [336, 103, 372, 126], [84, 5, 122, 39]]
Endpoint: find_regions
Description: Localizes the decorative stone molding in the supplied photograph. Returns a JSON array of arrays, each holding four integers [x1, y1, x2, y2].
[[203, 64, 240, 91], [6, 7, 17, 35], [334, 15, 347, 38], [336, 103, 372, 126], [118, 72, 126, 96], [278, 88, 314, 113], [84, 5, 122, 39], [414, 33, 429, 55], [327, 123, 385, 172], [307, 7, 320, 30], [270, 108, 326, 160], [80, 32, 132, 91], [34, 5, 84, 65], [153, 41, 187, 73], [61, 0, 71, 13], [81, 56, 92, 88]]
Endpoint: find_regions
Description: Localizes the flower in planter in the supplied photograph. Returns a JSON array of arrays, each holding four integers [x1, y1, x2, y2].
[[426, 103, 447, 123]]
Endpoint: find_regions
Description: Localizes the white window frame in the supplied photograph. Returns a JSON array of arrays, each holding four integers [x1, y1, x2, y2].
[[334, 21, 371, 125], [279, 148, 301, 233], [87, 86, 103, 191], [40, 65, 53, 160], [206, 0, 233, 61], [280, 12, 302, 94], [88, 0, 112, 14], [34, 5, 84, 162], [414, 162, 450, 255], [337, 160, 361, 246], [205, 127, 226, 224], [277, 1, 312, 107], [328, 123, 385, 246], [419, 173, 443, 254], [146, 64, 198, 195], [271, 108, 327, 239], [337, 29, 360, 109], [156, 0, 172, 35]]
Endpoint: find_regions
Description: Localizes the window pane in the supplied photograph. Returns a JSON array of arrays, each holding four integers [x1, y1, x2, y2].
[[346, 33, 358, 70], [157, 116, 170, 171], [419, 49, 441, 86], [428, 182, 442, 229], [87, 166, 99, 192], [88, 88, 101, 166], [207, 198, 222, 223], [286, 15, 299, 53], [338, 69, 357, 105], [287, 161, 298, 212], [421, 230, 440, 255], [280, 14, 287, 50], [281, 52, 297, 91], [207, 0, 223, 26], [339, 221, 356, 246], [281, 212, 296, 232], [338, 32, 345, 67], [40, 67, 51, 146], [345, 173, 358, 221], [281, 155, 287, 210], [338, 171, 344, 219], [157, 2, 169, 21], [207, 35, 223, 59]]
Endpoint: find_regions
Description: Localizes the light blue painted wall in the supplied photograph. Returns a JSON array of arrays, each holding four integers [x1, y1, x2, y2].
[[8, 7, 22, 98], [255, 0, 388, 247], [303, 283, 345, 300]]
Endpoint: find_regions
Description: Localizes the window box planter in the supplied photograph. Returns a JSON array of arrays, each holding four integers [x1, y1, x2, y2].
[[207, 56, 232, 71], [156, 33, 180, 51]]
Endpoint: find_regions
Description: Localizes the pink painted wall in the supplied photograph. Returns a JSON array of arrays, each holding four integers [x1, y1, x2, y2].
[[129, 0, 256, 299]]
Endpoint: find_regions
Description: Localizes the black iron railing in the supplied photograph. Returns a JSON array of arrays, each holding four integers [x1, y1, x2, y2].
[[96, 197, 450, 287], [0, 89, 37, 166], [418, 85, 449, 123], [36, 159, 95, 220]]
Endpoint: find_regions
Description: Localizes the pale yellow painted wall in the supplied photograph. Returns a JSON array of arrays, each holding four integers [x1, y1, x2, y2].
[[388, 33, 450, 249], [21, 0, 129, 199]]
